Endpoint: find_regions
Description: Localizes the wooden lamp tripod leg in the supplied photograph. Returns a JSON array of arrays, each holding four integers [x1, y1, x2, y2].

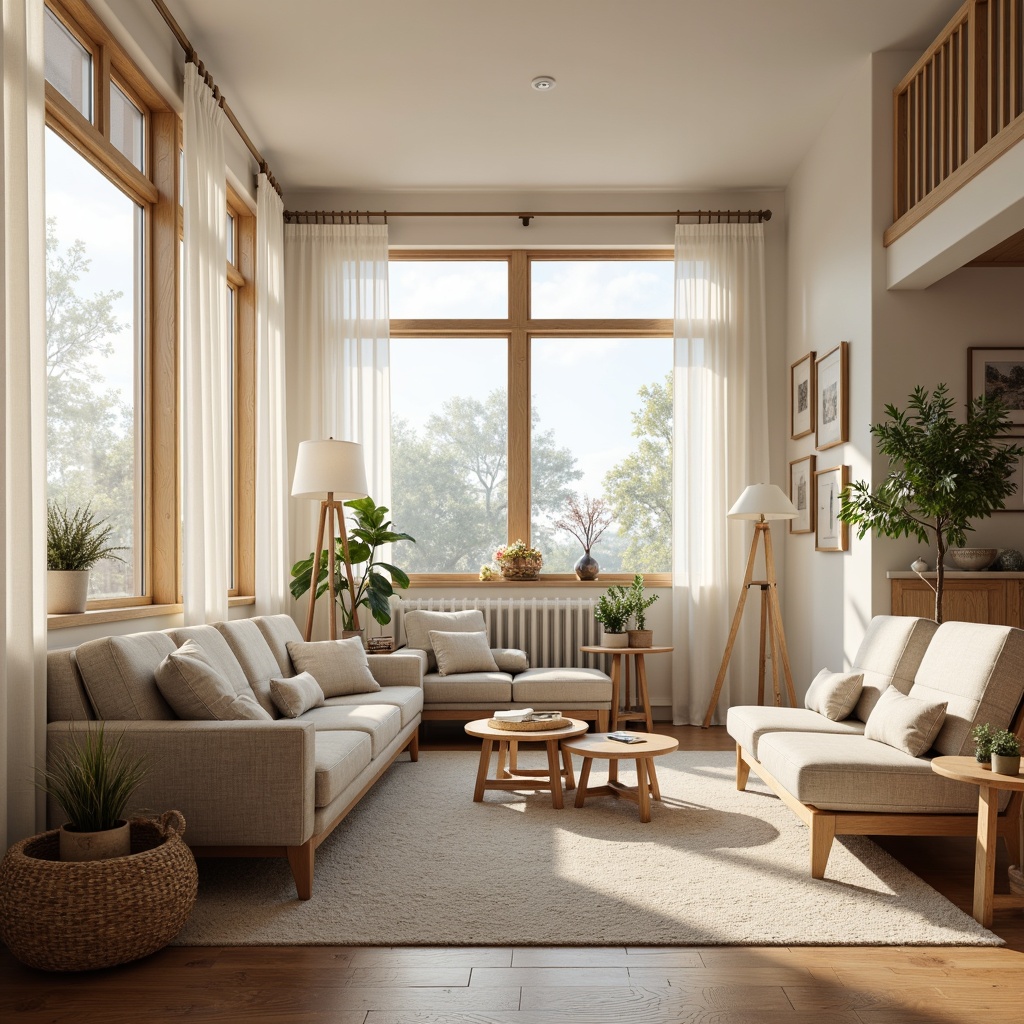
[[335, 498, 361, 633], [763, 525, 796, 707], [304, 500, 330, 642]]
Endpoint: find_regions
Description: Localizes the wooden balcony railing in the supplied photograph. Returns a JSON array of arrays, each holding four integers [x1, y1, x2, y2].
[[885, 0, 1024, 246]]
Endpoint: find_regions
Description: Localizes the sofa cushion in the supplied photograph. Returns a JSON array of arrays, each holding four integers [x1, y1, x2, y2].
[[47, 650, 94, 723], [75, 631, 178, 720], [165, 625, 254, 699], [215, 618, 287, 717], [429, 630, 499, 676], [253, 614, 305, 676], [491, 648, 529, 674], [804, 669, 864, 721], [727, 706, 865, 759], [271, 671, 326, 719], [404, 609, 487, 672], [287, 637, 381, 697], [423, 672, 512, 704], [155, 640, 271, 721], [511, 667, 612, 704], [755, 732, 984, 814], [298, 703, 402, 757], [907, 621, 1024, 755], [323, 685, 424, 728], [314, 731, 372, 807], [864, 687, 947, 757], [851, 615, 938, 722]]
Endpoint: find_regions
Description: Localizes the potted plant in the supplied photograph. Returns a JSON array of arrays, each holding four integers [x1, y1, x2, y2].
[[595, 585, 631, 647], [553, 493, 613, 580], [290, 496, 415, 634], [495, 539, 543, 581], [990, 729, 1021, 776], [839, 385, 1023, 622], [46, 501, 125, 614], [626, 573, 658, 648], [972, 722, 995, 765]]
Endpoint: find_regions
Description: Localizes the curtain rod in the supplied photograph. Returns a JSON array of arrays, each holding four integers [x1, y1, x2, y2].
[[284, 208, 772, 227], [148, 0, 282, 197]]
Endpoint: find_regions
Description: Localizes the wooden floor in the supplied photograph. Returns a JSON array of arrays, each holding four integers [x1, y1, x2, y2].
[[3, 724, 1023, 1024]]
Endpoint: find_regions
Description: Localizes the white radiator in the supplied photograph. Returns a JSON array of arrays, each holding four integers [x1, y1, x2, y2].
[[392, 597, 602, 669]]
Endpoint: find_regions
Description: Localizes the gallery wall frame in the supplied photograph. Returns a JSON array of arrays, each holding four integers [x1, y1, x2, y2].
[[968, 346, 1024, 437], [815, 464, 849, 552], [790, 351, 815, 440], [815, 342, 849, 451], [789, 454, 816, 534], [995, 443, 1024, 512]]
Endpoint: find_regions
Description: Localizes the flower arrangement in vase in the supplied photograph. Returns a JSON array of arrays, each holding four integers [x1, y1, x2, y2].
[[553, 494, 613, 580], [494, 539, 543, 581]]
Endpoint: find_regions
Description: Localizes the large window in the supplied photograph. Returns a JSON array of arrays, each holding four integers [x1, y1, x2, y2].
[[389, 252, 673, 581]]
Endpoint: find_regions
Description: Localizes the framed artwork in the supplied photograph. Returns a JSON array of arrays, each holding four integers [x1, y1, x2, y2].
[[790, 352, 815, 440], [789, 454, 816, 534], [815, 342, 849, 450], [814, 464, 849, 552], [996, 444, 1024, 512], [969, 346, 1024, 436]]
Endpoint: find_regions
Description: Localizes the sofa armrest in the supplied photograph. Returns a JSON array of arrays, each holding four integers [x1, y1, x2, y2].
[[367, 650, 425, 688], [45, 719, 315, 847]]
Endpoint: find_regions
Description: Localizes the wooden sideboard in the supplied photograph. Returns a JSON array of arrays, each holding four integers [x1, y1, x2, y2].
[[888, 572, 1024, 627]]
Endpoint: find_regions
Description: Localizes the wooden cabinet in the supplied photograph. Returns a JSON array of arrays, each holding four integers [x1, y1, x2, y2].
[[889, 572, 1024, 627]]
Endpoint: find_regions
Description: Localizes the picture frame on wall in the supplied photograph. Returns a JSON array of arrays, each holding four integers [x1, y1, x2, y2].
[[969, 346, 1024, 437], [815, 342, 849, 450], [789, 454, 816, 534], [790, 352, 815, 440], [814, 464, 849, 552], [995, 444, 1024, 512]]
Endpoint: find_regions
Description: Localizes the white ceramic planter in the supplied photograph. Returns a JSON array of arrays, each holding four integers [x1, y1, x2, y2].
[[59, 820, 130, 862], [601, 631, 629, 648], [46, 570, 90, 614]]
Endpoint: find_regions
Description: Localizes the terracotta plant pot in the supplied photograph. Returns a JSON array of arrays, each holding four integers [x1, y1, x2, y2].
[[991, 753, 1021, 776], [628, 629, 654, 649], [47, 570, 90, 615], [59, 820, 131, 862], [601, 631, 629, 649]]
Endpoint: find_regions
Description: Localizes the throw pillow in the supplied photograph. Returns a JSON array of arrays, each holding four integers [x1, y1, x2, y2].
[[864, 686, 948, 757], [286, 637, 380, 697], [491, 648, 529, 674], [804, 668, 864, 722], [403, 609, 487, 671], [269, 671, 325, 719], [155, 639, 270, 721], [428, 630, 499, 676]]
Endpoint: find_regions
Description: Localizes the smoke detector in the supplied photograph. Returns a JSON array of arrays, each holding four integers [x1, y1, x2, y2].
[[531, 76, 556, 92]]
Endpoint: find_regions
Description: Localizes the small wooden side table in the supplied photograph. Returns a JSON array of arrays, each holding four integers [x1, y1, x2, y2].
[[464, 718, 589, 810], [580, 645, 673, 732], [931, 755, 1024, 927]]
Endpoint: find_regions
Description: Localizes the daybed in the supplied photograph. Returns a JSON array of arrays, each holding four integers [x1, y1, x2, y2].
[[727, 615, 1024, 878]]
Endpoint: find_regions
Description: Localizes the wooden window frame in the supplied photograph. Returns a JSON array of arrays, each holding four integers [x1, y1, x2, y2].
[[390, 249, 673, 588]]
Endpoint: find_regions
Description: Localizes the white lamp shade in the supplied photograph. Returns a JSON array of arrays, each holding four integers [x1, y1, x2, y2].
[[727, 483, 798, 521], [291, 439, 368, 500]]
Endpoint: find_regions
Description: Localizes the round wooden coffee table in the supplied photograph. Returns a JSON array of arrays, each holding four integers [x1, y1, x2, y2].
[[464, 718, 589, 809], [561, 731, 679, 822]]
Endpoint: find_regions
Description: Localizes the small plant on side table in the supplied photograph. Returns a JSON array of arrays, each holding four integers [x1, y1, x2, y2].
[[990, 729, 1021, 776], [595, 585, 631, 647], [627, 573, 659, 648], [972, 723, 995, 764]]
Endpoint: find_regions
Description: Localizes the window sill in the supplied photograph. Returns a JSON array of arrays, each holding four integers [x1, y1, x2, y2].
[[229, 595, 256, 607], [407, 574, 673, 588], [48, 603, 184, 631]]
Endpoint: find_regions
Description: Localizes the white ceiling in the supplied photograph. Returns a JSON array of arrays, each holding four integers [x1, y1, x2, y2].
[[167, 0, 959, 194]]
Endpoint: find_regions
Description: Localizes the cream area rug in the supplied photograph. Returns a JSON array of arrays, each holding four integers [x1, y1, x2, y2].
[[175, 750, 1000, 947]]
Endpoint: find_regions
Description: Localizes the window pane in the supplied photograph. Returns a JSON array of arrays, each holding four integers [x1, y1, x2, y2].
[[391, 338, 508, 572], [45, 128, 144, 599], [227, 285, 236, 589], [531, 260, 673, 318], [45, 8, 93, 121], [110, 81, 145, 172], [226, 212, 236, 265], [389, 261, 507, 318], [531, 338, 672, 573]]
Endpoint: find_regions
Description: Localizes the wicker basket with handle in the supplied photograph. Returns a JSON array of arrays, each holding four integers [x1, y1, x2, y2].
[[500, 558, 542, 581]]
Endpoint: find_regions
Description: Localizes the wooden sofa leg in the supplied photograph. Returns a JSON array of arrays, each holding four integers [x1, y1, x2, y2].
[[287, 840, 315, 900], [735, 745, 751, 791], [809, 814, 836, 879], [407, 728, 420, 762], [597, 710, 609, 733]]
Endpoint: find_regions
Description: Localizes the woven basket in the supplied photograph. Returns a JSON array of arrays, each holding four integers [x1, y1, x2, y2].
[[488, 717, 571, 731], [0, 811, 198, 972], [500, 558, 542, 581]]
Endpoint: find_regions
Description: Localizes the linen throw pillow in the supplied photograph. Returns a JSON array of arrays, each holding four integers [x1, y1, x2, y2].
[[155, 639, 270, 721], [269, 671, 325, 719], [864, 686, 948, 757], [286, 637, 380, 697], [804, 668, 864, 722], [428, 630, 500, 676], [491, 648, 529, 674], [403, 609, 487, 671]]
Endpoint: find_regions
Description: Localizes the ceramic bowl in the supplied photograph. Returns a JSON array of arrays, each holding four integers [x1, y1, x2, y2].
[[947, 547, 999, 571]]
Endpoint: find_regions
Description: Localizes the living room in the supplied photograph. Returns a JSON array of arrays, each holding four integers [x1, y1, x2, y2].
[[4, 0, 1024, 1020]]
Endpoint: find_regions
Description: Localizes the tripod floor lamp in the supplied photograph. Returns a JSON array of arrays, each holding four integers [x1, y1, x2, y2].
[[702, 483, 799, 728], [291, 439, 368, 642]]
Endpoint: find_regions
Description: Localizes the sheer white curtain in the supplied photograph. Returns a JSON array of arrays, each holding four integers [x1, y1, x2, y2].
[[254, 174, 289, 615], [672, 223, 770, 725], [2, 0, 47, 849], [284, 224, 391, 581], [181, 63, 229, 625]]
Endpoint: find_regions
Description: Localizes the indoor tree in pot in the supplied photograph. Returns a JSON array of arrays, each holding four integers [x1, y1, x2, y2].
[[46, 501, 125, 614], [839, 384, 1023, 623], [595, 585, 631, 648], [626, 573, 659, 648]]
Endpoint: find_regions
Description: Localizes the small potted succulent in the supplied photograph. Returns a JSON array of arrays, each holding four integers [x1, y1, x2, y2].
[[595, 585, 631, 647], [990, 729, 1021, 777], [972, 722, 994, 765], [626, 573, 658, 648], [46, 501, 125, 614]]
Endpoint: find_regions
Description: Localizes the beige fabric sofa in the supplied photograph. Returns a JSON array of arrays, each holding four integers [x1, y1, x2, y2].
[[727, 616, 1024, 878], [46, 614, 423, 900]]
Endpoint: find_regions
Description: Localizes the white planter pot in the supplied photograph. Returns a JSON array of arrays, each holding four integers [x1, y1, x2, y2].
[[601, 631, 629, 648], [47, 570, 90, 614]]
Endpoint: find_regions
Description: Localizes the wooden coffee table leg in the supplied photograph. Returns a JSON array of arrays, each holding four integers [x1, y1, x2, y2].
[[636, 655, 653, 732], [610, 655, 621, 731], [546, 739, 564, 809], [975, 784, 999, 926], [575, 757, 593, 808], [474, 739, 494, 802], [495, 740, 508, 779], [647, 758, 661, 801], [508, 741, 519, 774], [561, 746, 576, 791], [636, 758, 651, 822]]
